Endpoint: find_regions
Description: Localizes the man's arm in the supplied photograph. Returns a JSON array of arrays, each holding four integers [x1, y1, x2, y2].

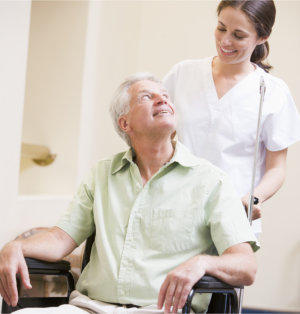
[[0, 226, 77, 307], [157, 242, 257, 313]]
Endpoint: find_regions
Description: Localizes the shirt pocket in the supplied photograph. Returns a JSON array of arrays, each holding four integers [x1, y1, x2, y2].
[[150, 206, 197, 254]]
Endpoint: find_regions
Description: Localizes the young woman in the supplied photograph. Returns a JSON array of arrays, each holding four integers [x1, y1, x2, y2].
[[163, 0, 300, 234]]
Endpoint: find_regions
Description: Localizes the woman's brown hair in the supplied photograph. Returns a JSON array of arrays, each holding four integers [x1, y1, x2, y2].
[[217, 0, 276, 72]]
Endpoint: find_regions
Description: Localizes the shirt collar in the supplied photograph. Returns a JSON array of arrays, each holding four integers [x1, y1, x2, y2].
[[170, 141, 201, 167], [111, 141, 200, 175], [111, 148, 136, 174]]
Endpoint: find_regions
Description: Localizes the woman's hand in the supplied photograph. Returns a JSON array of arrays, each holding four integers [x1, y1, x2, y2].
[[241, 195, 261, 221], [241, 147, 287, 221]]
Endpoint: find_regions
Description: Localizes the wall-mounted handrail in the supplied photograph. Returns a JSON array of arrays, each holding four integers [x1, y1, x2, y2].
[[21, 143, 56, 166]]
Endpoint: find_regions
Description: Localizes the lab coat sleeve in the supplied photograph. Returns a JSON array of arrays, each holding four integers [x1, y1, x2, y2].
[[261, 81, 300, 151]]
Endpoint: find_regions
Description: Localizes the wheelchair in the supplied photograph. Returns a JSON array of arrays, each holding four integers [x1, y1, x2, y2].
[[1, 233, 243, 313]]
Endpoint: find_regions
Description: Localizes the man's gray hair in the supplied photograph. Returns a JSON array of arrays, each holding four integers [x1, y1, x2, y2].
[[109, 72, 162, 146]]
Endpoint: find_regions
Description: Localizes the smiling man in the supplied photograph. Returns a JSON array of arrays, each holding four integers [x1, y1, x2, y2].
[[0, 73, 259, 314]]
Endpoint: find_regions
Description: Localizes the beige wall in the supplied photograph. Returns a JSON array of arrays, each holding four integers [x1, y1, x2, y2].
[[19, 1, 89, 194], [2, 0, 300, 311]]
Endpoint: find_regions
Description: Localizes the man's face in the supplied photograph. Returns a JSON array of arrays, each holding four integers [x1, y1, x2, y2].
[[119, 80, 176, 141]]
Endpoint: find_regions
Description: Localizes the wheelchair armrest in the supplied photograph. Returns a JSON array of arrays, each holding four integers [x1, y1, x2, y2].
[[0, 258, 76, 313], [24, 257, 75, 295], [25, 257, 71, 272], [182, 275, 243, 314], [193, 275, 243, 290]]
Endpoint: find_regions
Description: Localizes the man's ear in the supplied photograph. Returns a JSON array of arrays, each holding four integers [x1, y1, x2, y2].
[[118, 115, 129, 132]]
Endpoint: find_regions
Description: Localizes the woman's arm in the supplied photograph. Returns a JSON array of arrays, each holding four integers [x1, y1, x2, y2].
[[254, 148, 288, 202], [242, 148, 288, 220]]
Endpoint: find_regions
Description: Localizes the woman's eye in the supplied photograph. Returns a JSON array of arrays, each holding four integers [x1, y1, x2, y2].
[[233, 33, 244, 40], [217, 27, 226, 32], [142, 94, 151, 100]]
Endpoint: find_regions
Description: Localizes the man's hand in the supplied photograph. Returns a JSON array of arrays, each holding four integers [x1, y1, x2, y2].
[[0, 227, 77, 307], [157, 242, 257, 313], [0, 241, 32, 307], [157, 255, 205, 313]]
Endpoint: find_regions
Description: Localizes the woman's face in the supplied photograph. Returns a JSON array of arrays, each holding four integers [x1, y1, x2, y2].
[[215, 6, 266, 66]]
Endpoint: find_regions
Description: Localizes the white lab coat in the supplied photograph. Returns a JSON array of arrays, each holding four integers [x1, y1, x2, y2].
[[164, 57, 300, 233]]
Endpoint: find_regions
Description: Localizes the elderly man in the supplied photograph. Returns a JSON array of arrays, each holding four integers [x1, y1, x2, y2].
[[0, 73, 258, 313]]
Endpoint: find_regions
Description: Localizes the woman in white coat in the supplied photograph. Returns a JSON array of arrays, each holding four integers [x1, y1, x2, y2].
[[163, 0, 300, 234]]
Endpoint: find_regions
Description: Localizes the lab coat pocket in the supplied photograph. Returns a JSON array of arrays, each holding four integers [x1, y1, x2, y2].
[[150, 207, 197, 254], [232, 101, 261, 145]]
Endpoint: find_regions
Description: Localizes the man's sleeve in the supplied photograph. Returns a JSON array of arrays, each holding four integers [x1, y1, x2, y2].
[[56, 167, 96, 246], [204, 174, 260, 255]]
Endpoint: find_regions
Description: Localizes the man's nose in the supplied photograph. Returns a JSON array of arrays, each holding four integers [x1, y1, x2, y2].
[[155, 94, 167, 105]]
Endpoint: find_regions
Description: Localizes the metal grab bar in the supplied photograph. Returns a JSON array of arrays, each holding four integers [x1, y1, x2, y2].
[[21, 143, 56, 166]]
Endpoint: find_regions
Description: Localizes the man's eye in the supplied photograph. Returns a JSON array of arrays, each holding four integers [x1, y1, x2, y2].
[[142, 94, 151, 100]]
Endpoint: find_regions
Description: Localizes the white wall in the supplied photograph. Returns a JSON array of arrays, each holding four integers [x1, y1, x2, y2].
[[0, 0, 31, 244], [0, 1, 31, 308]]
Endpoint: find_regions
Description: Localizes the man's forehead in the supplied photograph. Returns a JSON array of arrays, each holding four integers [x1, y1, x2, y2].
[[129, 80, 167, 95]]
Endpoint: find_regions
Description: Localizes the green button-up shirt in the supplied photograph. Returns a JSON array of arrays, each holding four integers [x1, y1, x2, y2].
[[57, 141, 258, 306]]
